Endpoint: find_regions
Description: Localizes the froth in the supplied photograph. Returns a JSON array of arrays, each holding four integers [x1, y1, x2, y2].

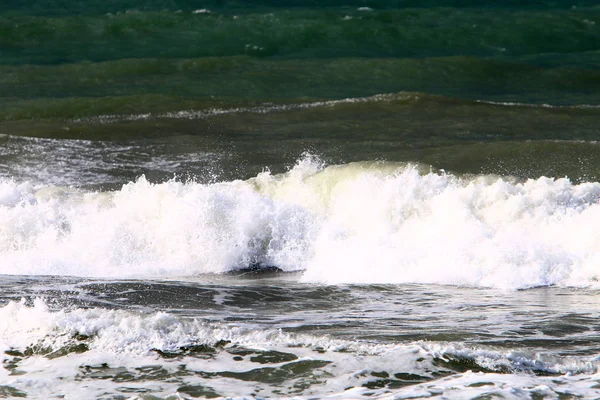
[[3, 299, 598, 375], [301, 168, 600, 288], [1, 157, 600, 288], [2, 299, 599, 399], [3, 299, 600, 398]]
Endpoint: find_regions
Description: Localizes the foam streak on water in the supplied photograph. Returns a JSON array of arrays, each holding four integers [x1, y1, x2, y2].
[[1, 297, 599, 399], [1, 156, 600, 289]]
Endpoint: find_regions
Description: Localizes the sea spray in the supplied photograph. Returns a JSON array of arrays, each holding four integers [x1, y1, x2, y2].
[[1, 157, 600, 288]]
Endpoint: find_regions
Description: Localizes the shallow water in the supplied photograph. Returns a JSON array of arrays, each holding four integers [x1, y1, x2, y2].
[[2, 276, 600, 399]]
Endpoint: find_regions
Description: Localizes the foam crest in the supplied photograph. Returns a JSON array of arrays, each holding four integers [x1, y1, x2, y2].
[[0, 180, 36, 207], [0, 174, 316, 277], [2, 299, 598, 377], [2, 157, 600, 288], [2, 299, 600, 399], [0, 298, 289, 357], [301, 169, 600, 288], [423, 342, 600, 375], [0, 299, 415, 364]]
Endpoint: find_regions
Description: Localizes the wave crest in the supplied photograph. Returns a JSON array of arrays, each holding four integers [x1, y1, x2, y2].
[[1, 156, 600, 288]]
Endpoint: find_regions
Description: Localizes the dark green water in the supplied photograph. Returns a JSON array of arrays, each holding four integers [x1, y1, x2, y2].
[[1, 0, 600, 184]]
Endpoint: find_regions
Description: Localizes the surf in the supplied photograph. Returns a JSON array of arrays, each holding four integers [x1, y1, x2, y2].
[[1, 156, 600, 289]]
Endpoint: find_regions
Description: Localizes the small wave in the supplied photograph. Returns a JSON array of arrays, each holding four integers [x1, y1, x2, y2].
[[2, 299, 599, 399], [2, 298, 598, 376], [66, 91, 600, 126], [476, 99, 600, 109], [73, 93, 408, 124]]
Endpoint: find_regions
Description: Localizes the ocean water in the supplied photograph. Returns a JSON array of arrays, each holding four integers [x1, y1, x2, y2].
[[2, 1, 600, 399]]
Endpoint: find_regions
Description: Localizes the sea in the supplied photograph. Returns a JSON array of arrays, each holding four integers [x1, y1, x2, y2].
[[1, 1, 600, 399]]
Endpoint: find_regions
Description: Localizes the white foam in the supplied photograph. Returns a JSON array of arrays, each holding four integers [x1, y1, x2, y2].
[[2, 157, 600, 288], [347, 372, 600, 400], [2, 300, 599, 399], [0, 179, 36, 207]]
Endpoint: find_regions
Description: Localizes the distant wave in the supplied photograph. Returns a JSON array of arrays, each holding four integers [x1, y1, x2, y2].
[[2, 7, 599, 63], [72, 93, 409, 123], [70, 92, 600, 125], [476, 100, 600, 109]]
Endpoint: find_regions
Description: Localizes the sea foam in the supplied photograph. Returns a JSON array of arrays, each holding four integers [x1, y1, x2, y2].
[[2, 298, 599, 400], [2, 298, 598, 375], [1, 156, 600, 289]]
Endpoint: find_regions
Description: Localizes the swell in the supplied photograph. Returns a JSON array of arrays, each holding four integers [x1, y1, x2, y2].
[[2, 56, 600, 107], [3, 91, 600, 143], [0, 7, 598, 65], [2, 0, 599, 15], [3, 92, 600, 186]]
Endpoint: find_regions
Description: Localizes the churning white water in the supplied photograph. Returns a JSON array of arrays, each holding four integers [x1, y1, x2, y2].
[[2, 297, 600, 399], [1, 156, 600, 289]]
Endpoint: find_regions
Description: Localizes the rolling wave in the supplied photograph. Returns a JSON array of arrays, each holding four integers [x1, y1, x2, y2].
[[1, 156, 600, 288]]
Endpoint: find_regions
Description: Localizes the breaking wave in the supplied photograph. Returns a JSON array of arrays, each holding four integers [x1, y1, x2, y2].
[[2, 156, 600, 289]]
